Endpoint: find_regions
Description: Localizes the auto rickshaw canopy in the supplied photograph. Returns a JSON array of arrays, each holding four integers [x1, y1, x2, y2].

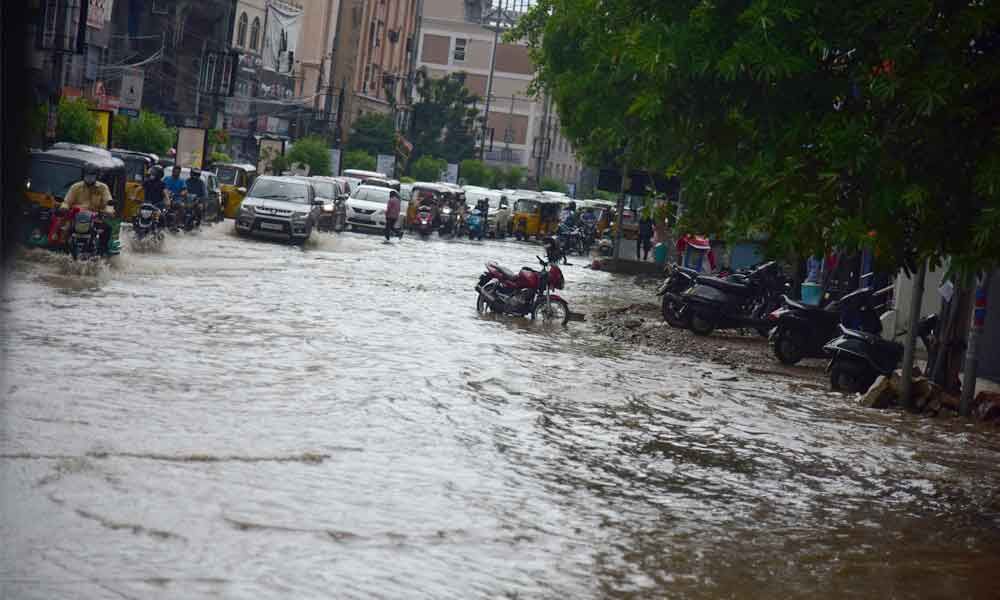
[[26, 147, 127, 212]]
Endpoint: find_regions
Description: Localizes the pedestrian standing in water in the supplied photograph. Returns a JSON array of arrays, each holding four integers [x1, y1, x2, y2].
[[385, 190, 402, 241], [638, 212, 655, 261]]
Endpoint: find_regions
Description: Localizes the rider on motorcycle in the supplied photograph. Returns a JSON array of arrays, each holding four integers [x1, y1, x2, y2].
[[185, 168, 207, 224], [60, 165, 116, 252], [558, 201, 578, 232], [162, 165, 187, 229], [142, 165, 169, 213]]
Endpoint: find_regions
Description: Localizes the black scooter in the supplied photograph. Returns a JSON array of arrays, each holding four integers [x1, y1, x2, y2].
[[767, 285, 892, 365], [823, 314, 939, 394], [679, 261, 787, 336], [656, 263, 703, 328]]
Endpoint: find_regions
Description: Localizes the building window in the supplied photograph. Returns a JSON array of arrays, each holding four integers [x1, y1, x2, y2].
[[453, 38, 467, 62], [237, 13, 248, 47], [250, 17, 261, 51]]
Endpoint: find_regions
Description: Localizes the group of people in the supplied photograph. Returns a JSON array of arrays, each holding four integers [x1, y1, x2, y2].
[[141, 164, 208, 229]]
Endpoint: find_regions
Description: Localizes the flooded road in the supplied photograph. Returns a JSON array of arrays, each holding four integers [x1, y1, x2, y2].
[[3, 225, 1000, 599]]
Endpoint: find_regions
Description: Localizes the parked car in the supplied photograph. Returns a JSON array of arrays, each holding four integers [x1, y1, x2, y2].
[[346, 184, 404, 232], [234, 176, 323, 243], [179, 167, 223, 222]]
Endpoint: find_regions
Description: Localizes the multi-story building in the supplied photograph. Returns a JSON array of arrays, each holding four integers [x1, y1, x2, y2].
[[414, 0, 584, 187], [330, 0, 419, 142]]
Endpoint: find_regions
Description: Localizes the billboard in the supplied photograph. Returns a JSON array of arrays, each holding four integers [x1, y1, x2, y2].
[[258, 138, 285, 174], [177, 127, 207, 168], [443, 163, 459, 184], [119, 68, 144, 116]]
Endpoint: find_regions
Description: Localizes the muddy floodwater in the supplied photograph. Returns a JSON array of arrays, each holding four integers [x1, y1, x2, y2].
[[3, 225, 1000, 599]]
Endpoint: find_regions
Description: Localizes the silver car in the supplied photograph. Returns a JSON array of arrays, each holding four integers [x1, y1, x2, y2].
[[234, 176, 323, 243]]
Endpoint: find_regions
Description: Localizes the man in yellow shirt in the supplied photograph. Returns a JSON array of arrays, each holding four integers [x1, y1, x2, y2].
[[61, 165, 115, 216]]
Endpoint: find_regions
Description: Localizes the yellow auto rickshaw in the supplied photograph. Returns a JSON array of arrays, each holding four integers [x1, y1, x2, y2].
[[214, 163, 258, 218], [511, 193, 544, 240], [23, 146, 126, 248], [539, 198, 566, 237], [111, 149, 158, 219], [579, 199, 616, 237]]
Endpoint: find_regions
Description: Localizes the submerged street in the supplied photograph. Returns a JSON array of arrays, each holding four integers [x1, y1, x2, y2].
[[2, 228, 1000, 599]]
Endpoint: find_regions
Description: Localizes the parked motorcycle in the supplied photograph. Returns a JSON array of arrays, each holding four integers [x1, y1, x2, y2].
[[414, 205, 436, 238], [767, 285, 892, 365], [475, 255, 570, 325], [656, 263, 703, 328], [680, 261, 788, 336], [131, 203, 165, 245], [824, 314, 939, 394]]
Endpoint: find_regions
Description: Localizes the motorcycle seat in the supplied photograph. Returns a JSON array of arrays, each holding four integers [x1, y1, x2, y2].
[[677, 266, 701, 278], [784, 297, 828, 312], [698, 276, 754, 295], [487, 262, 518, 280]]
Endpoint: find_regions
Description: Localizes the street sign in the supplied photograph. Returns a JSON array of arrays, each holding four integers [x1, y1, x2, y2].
[[444, 163, 459, 184], [119, 108, 139, 118], [377, 154, 396, 178], [120, 68, 144, 115]]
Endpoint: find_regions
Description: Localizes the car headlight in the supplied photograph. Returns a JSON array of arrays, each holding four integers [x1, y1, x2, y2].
[[442, 207, 453, 214], [322, 205, 334, 212]]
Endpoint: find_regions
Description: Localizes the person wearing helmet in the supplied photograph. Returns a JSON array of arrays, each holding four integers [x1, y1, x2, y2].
[[142, 165, 169, 211], [61, 165, 114, 216], [185, 167, 207, 226]]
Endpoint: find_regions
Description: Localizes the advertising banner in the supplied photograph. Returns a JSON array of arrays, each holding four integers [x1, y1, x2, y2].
[[376, 154, 396, 178], [177, 127, 207, 168], [88, 109, 113, 148], [443, 163, 459, 184], [258, 138, 285, 174], [264, 2, 303, 74]]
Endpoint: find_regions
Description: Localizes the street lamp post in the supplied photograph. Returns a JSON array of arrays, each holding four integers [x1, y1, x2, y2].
[[480, 0, 509, 161]]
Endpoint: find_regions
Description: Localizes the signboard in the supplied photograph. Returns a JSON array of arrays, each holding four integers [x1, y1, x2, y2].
[[88, 109, 113, 149], [177, 127, 207, 168], [376, 154, 396, 178], [258, 138, 285, 174], [329, 149, 342, 176], [443, 163, 459, 184], [88, 0, 115, 29], [120, 68, 144, 115]]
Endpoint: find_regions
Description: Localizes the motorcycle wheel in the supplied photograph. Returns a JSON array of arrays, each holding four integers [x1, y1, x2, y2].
[[773, 328, 805, 365], [830, 359, 876, 394], [661, 295, 689, 329], [689, 312, 715, 336], [476, 292, 493, 315], [532, 298, 569, 326]]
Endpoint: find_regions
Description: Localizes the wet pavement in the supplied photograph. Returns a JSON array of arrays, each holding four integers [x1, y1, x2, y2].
[[2, 224, 1000, 599]]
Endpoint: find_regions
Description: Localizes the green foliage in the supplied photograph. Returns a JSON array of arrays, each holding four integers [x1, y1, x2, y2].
[[56, 97, 97, 145], [210, 151, 233, 164], [410, 69, 481, 164], [343, 149, 376, 172], [497, 166, 528, 189], [399, 176, 416, 184], [459, 159, 495, 187], [286, 136, 331, 176], [347, 113, 396, 156], [539, 176, 568, 194], [118, 110, 175, 155], [410, 155, 447, 182], [512, 0, 1000, 271]]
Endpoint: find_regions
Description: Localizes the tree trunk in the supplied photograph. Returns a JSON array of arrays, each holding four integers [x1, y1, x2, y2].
[[900, 260, 927, 411]]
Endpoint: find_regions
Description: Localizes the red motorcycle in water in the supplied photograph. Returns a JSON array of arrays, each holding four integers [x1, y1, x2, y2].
[[475, 256, 570, 325], [414, 204, 435, 238]]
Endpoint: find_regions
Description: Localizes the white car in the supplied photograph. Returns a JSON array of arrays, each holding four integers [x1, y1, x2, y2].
[[346, 185, 404, 232]]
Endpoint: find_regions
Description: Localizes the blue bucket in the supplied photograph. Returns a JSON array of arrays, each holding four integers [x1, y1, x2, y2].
[[801, 282, 823, 306], [654, 243, 668, 264]]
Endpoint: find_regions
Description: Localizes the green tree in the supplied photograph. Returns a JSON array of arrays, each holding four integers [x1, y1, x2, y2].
[[539, 176, 568, 194], [496, 166, 527, 189], [343, 149, 376, 172], [56, 97, 97, 145], [347, 113, 396, 156], [459, 159, 494, 187], [286, 135, 331, 176], [410, 69, 481, 164], [118, 110, 175, 155], [410, 155, 447, 182], [512, 0, 1000, 271]]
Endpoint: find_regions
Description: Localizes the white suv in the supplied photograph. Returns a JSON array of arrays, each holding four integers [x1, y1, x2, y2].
[[346, 185, 404, 232]]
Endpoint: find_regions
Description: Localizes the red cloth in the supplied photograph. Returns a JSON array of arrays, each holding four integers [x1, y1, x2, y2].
[[386, 195, 401, 220]]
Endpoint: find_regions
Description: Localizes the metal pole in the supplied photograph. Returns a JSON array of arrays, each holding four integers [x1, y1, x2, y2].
[[194, 38, 208, 123], [899, 260, 927, 410], [613, 164, 628, 260], [960, 271, 993, 416], [480, 17, 501, 161]]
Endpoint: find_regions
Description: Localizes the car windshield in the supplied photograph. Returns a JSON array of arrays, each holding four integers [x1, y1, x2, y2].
[[351, 187, 391, 204], [27, 160, 81, 198], [216, 166, 240, 185], [250, 179, 310, 204], [310, 181, 337, 199]]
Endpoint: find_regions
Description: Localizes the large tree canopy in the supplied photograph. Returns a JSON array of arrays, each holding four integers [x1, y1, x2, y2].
[[347, 113, 396, 156], [512, 0, 1000, 271], [410, 69, 481, 164]]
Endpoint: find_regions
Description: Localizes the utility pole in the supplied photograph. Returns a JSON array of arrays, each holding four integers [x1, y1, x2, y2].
[[194, 38, 208, 123], [480, 0, 508, 161], [899, 260, 927, 410]]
